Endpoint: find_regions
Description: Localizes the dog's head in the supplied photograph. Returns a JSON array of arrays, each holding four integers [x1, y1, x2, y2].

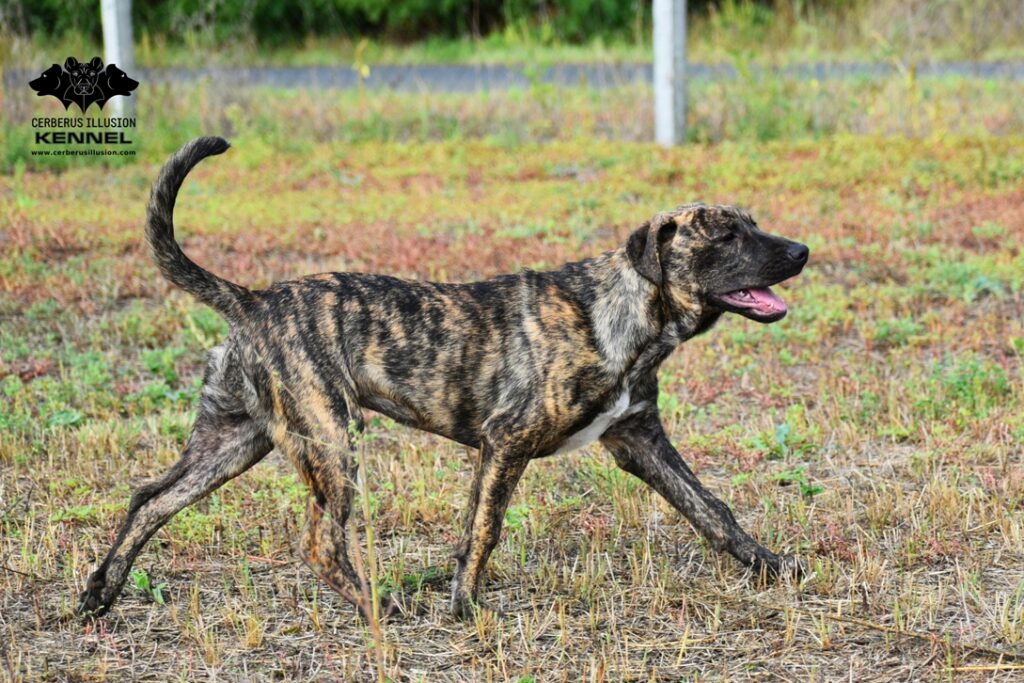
[[29, 64, 66, 96], [627, 204, 808, 324], [65, 57, 103, 95], [103, 64, 139, 96]]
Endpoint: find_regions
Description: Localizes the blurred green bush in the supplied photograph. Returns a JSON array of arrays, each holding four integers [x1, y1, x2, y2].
[[3, 0, 656, 44], [5, 1, 1020, 62]]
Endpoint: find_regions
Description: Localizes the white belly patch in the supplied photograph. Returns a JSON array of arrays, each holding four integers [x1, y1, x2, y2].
[[554, 390, 644, 455]]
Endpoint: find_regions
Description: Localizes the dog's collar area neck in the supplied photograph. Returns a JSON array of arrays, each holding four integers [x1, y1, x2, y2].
[[651, 282, 702, 345], [618, 290, 698, 383], [625, 333, 679, 384], [666, 317, 699, 346]]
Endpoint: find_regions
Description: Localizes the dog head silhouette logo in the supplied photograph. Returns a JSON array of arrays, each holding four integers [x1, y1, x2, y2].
[[29, 56, 139, 112]]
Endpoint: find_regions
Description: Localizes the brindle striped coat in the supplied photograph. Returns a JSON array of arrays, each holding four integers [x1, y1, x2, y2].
[[79, 137, 808, 620]]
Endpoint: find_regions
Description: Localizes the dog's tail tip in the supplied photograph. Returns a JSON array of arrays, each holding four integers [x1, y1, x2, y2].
[[180, 136, 230, 162], [196, 136, 230, 156]]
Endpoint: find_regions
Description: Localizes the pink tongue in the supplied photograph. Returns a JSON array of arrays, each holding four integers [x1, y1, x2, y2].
[[748, 287, 787, 313]]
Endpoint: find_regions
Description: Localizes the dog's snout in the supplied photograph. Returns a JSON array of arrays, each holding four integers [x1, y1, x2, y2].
[[786, 243, 809, 263]]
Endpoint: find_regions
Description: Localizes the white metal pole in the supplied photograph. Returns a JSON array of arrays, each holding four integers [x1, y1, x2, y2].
[[101, 0, 135, 118], [653, 0, 687, 147]]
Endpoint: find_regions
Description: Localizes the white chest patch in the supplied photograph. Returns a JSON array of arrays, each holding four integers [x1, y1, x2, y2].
[[554, 390, 644, 455]]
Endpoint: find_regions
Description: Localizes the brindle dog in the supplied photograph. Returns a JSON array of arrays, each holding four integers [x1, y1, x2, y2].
[[78, 137, 809, 620]]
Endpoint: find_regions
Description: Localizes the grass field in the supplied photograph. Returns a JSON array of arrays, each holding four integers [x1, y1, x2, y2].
[[2, 74, 1024, 680]]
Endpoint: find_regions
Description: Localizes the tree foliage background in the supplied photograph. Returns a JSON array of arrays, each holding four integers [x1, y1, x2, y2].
[[0, 0, 848, 44]]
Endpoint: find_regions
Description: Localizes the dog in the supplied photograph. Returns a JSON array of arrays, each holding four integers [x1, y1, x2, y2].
[[29, 64, 72, 109], [78, 137, 809, 620]]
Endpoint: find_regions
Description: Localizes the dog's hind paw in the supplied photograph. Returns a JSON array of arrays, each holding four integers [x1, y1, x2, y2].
[[450, 593, 502, 621], [77, 591, 107, 617], [77, 573, 112, 617]]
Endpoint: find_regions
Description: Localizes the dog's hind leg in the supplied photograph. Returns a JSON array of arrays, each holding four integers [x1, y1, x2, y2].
[[279, 405, 396, 622], [78, 365, 272, 616], [601, 409, 801, 580], [294, 443, 375, 620]]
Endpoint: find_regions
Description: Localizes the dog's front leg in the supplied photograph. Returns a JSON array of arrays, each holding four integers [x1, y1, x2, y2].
[[451, 436, 529, 618], [601, 410, 799, 579]]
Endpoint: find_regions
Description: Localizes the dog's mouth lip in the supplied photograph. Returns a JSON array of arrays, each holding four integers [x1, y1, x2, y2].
[[714, 286, 788, 322]]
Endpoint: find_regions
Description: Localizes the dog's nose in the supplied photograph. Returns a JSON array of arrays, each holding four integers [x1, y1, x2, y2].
[[787, 244, 809, 263]]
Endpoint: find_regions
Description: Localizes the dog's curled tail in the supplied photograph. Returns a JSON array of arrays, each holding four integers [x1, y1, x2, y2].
[[146, 136, 250, 320]]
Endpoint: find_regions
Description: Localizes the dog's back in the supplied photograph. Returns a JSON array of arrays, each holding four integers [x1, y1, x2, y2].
[[230, 265, 610, 452]]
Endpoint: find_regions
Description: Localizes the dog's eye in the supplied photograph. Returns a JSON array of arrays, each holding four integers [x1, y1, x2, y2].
[[718, 233, 736, 243]]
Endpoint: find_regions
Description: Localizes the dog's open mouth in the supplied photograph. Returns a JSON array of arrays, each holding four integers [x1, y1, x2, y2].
[[716, 287, 788, 322]]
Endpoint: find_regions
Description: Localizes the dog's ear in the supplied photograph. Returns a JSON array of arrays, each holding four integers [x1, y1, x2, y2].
[[90, 57, 103, 70], [65, 57, 79, 70], [626, 214, 678, 286]]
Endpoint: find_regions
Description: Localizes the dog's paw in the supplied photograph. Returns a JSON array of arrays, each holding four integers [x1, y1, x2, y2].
[[450, 593, 502, 621], [351, 593, 404, 624], [748, 550, 805, 586], [378, 594, 403, 621], [77, 573, 112, 618], [776, 554, 807, 580], [450, 592, 485, 620], [450, 592, 474, 620]]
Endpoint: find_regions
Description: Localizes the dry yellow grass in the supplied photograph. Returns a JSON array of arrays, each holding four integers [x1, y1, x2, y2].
[[2, 85, 1024, 681]]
